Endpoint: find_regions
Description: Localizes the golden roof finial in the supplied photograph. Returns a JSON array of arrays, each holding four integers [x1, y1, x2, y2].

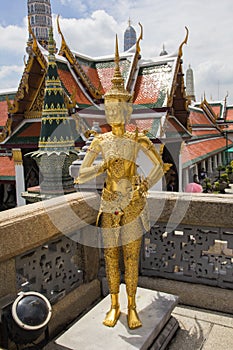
[[27, 16, 38, 51], [57, 14, 67, 54], [136, 22, 143, 54], [178, 26, 189, 57]]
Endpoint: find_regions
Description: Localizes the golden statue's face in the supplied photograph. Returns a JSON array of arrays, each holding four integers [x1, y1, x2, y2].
[[104, 98, 133, 126]]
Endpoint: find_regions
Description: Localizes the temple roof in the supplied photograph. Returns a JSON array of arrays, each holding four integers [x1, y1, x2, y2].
[[182, 136, 232, 168], [0, 23, 190, 155]]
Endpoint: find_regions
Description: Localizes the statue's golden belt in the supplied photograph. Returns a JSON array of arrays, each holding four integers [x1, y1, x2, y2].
[[101, 187, 132, 214]]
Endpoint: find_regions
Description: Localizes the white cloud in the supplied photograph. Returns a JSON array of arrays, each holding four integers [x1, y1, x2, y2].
[[54, 11, 121, 56], [0, 65, 23, 90], [0, 24, 27, 54]]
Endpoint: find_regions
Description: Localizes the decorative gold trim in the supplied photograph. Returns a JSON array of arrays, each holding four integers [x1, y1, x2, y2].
[[25, 111, 42, 119], [57, 15, 102, 99], [12, 148, 23, 165], [0, 117, 12, 142], [126, 23, 143, 93], [39, 140, 74, 147], [6, 96, 19, 114], [28, 72, 46, 111], [167, 27, 189, 109], [64, 87, 77, 109]]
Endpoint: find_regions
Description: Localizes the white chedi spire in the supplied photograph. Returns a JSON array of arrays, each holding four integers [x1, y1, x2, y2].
[[124, 18, 137, 51], [186, 64, 196, 102], [27, 0, 52, 48]]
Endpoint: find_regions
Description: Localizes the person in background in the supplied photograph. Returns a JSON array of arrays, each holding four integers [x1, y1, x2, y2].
[[167, 179, 175, 191], [199, 168, 207, 181]]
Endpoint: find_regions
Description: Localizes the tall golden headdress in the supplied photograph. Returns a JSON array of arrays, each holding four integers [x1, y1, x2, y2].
[[104, 35, 132, 103]]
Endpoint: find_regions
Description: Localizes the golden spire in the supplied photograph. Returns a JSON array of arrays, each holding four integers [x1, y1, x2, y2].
[[104, 35, 132, 102], [48, 27, 55, 56]]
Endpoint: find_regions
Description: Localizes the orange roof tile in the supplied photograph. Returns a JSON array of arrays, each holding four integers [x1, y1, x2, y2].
[[182, 137, 232, 166], [0, 156, 15, 177], [211, 105, 221, 117], [58, 69, 91, 106], [0, 100, 11, 127], [133, 75, 160, 105], [189, 110, 212, 126], [226, 108, 233, 121], [126, 119, 154, 133], [96, 67, 115, 93], [95, 60, 131, 94], [225, 124, 233, 131], [81, 65, 103, 92]]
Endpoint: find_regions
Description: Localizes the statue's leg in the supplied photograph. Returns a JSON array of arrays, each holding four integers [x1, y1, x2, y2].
[[122, 235, 142, 329], [102, 213, 121, 327], [122, 213, 143, 329]]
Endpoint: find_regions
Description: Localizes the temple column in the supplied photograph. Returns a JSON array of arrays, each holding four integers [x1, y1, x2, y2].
[[208, 157, 213, 175], [193, 164, 198, 179], [183, 167, 189, 191], [178, 152, 183, 192], [214, 155, 218, 170], [218, 153, 222, 166], [12, 149, 26, 206]]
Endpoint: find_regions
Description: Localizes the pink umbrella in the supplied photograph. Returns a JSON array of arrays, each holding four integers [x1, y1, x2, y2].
[[185, 182, 203, 193]]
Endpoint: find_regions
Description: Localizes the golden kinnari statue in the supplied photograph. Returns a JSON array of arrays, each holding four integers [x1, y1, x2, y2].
[[75, 36, 171, 329]]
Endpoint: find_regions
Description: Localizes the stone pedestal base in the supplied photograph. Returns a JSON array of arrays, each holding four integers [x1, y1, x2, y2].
[[49, 285, 179, 350]]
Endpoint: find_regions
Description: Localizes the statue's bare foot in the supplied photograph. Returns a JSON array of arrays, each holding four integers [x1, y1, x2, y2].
[[128, 307, 142, 329], [103, 305, 120, 327]]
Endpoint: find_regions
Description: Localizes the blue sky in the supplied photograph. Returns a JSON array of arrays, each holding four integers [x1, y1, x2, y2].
[[1, 0, 233, 104]]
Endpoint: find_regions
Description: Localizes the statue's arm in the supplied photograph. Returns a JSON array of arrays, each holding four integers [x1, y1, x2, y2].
[[74, 137, 106, 184], [139, 136, 172, 189]]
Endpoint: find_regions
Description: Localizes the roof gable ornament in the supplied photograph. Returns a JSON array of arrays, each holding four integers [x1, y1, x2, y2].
[[57, 15, 103, 100], [136, 22, 143, 55], [178, 26, 189, 57], [126, 23, 143, 93]]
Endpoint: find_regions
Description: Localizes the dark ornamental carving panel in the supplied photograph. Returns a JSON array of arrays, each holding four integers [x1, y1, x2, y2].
[[16, 236, 83, 302], [141, 223, 233, 289]]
